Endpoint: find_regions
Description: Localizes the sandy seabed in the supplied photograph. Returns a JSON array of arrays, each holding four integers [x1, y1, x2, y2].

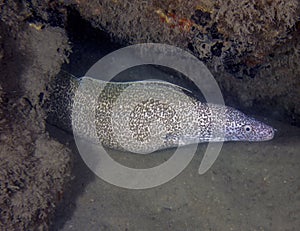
[[50, 118, 300, 231]]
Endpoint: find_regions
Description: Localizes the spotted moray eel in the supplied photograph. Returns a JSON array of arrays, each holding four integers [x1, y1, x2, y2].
[[46, 72, 275, 153]]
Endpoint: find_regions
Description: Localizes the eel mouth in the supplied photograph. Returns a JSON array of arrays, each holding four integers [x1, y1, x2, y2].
[[261, 126, 276, 141]]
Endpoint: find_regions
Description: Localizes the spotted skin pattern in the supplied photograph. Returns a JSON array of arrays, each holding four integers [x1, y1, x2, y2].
[[129, 98, 177, 142], [49, 76, 275, 153]]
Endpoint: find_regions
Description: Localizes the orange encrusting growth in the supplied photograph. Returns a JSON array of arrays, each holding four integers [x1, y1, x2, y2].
[[155, 9, 193, 32]]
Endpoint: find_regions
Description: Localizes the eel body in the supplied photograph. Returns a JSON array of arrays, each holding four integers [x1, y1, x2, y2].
[[46, 72, 275, 153]]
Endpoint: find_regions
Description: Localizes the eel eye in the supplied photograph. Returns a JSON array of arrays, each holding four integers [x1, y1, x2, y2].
[[243, 125, 252, 133]]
